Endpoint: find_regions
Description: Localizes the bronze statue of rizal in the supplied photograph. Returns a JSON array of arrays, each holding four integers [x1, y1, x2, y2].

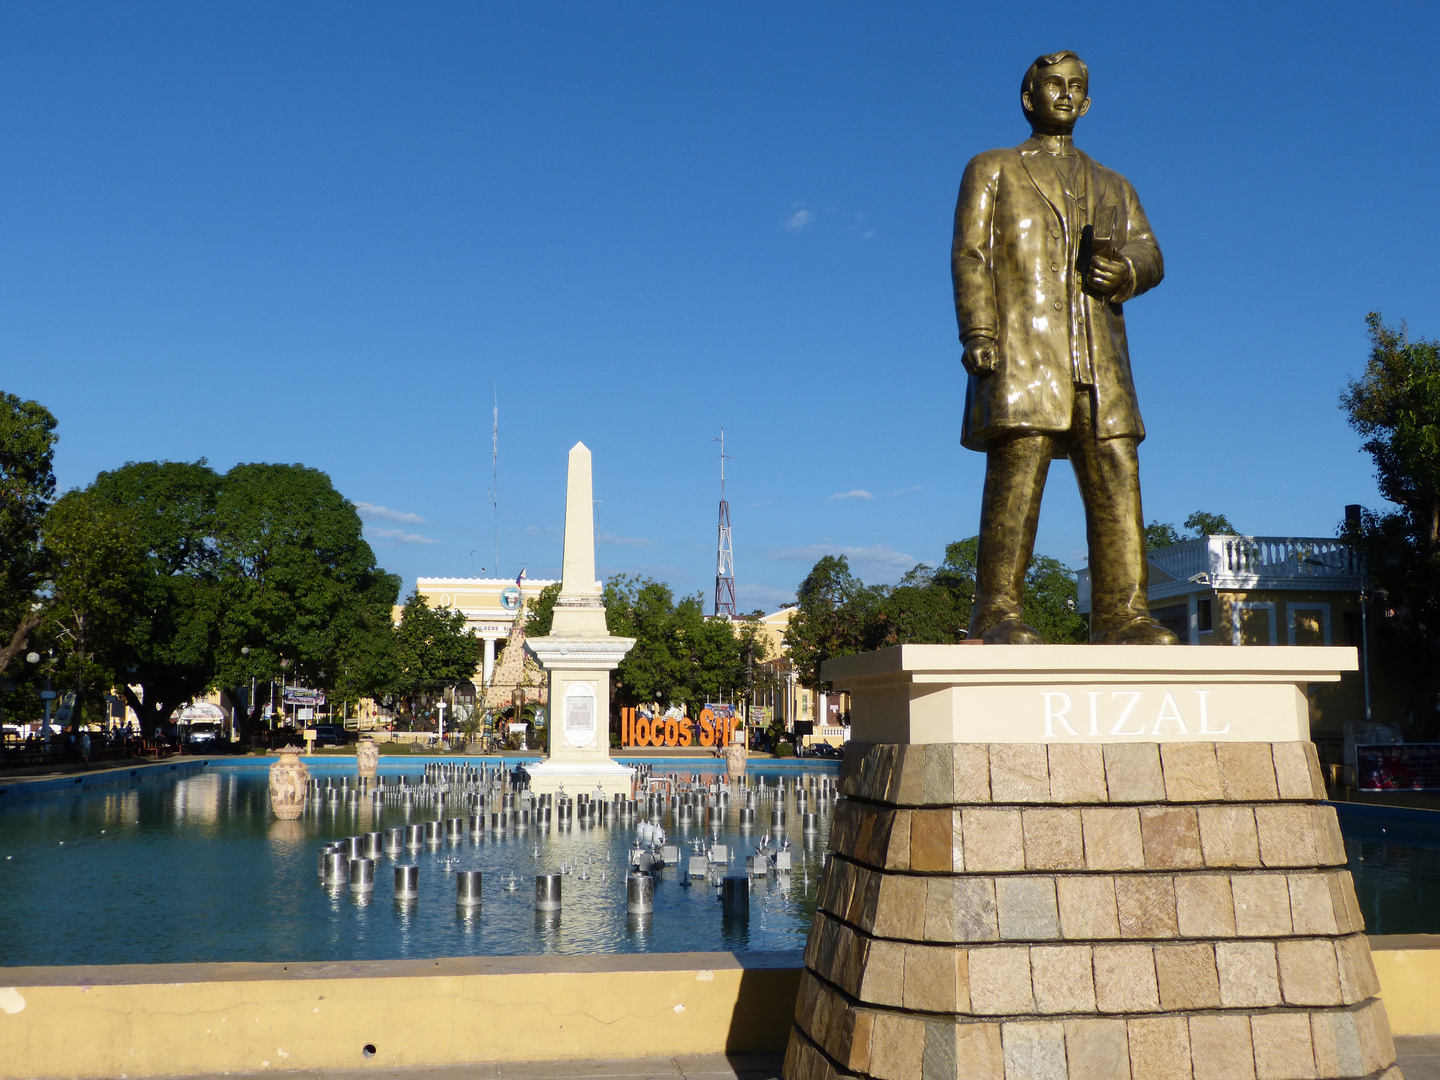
[[953, 51, 1177, 645]]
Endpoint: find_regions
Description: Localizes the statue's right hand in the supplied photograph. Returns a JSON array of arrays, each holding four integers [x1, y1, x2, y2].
[[961, 337, 998, 377]]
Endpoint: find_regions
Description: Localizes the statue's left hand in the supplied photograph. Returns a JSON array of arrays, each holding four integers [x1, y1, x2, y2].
[[1086, 254, 1133, 299]]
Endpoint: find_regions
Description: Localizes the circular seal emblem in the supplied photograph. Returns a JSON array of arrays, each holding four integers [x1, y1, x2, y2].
[[500, 586, 522, 611]]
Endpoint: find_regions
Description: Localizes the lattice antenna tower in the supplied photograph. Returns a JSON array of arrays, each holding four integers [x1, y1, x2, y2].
[[713, 428, 736, 618], [491, 387, 500, 577]]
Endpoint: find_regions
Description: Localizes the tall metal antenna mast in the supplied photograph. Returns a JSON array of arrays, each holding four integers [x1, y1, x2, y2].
[[491, 388, 500, 578], [713, 428, 736, 618]]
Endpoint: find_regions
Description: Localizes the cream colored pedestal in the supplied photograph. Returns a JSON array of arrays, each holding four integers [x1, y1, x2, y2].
[[783, 645, 1403, 1080]]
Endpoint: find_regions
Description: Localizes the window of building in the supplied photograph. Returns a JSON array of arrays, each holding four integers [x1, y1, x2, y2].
[[1151, 603, 1190, 643], [1287, 604, 1331, 646], [1197, 598, 1213, 633], [1232, 601, 1278, 646]]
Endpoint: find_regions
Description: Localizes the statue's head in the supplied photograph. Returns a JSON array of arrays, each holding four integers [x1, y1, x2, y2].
[[1021, 51, 1090, 134]]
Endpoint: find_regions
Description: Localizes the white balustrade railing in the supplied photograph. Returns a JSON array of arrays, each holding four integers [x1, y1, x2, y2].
[[1078, 535, 1362, 609]]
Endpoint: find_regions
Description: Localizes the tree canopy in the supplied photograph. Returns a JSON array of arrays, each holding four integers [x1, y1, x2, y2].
[[212, 463, 401, 736], [1145, 511, 1239, 550], [784, 539, 1085, 688], [1341, 312, 1440, 732], [0, 394, 58, 674]]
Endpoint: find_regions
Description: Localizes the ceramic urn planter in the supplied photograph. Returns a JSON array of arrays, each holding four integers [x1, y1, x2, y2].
[[724, 741, 747, 781], [356, 735, 379, 780], [268, 745, 309, 820]]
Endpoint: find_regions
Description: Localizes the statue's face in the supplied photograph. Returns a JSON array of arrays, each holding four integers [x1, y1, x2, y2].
[[1024, 57, 1090, 133]]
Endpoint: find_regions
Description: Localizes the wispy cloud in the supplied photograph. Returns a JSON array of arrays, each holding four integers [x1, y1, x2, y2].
[[367, 526, 437, 545], [598, 532, 654, 548], [783, 209, 814, 233], [828, 489, 874, 501], [769, 543, 917, 579], [355, 501, 425, 524]]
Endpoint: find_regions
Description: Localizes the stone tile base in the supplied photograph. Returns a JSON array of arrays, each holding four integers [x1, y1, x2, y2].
[[782, 742, 1403, 1080]]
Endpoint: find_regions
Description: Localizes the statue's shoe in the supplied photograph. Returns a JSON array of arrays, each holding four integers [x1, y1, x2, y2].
[[1093, 617, 1179, 646], [978, 617, 1043, 644]]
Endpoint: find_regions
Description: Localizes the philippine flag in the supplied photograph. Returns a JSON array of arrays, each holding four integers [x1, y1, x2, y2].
[[516, 568, 527, 587]]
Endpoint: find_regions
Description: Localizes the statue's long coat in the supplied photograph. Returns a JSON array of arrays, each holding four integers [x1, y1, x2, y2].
[[952, 136, 1163, 451]]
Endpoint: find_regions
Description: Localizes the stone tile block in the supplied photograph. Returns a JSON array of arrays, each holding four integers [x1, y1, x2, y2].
[[910, 809, 955, 873], [1082, 807, 1146, 870], [1216, 743, 1281, 802], [1063, 1018, 1131, 1080], [883, 809, 914, 871], [1271, 741, 1324, 801], [1197, 805, 1261, 867], [1334, 870, 1366, 934], [922, 744, 957, 807], [951, 876, 1001, 943], [1354, 997, 1398, 1075], [1022, 807, 1084, 870], [1250, 1012, 1317, 1080], [952, 1022, 1005, 1080], [995, 876, 1060, 940], [924, 877, 956, 942], [1161, 742, 1224, 802], [1001, 1020, 1067, 1080], [1175, 874, 1237, 938], [1093, 944, 1159, 1013], [873, 873, 927, 941], [1286, 873, 1340, 937], [1335, 933, 1381, 1003], [857, 937, 906, 1008], [1154, 942, 1220, 1010], [903, 942, 969, 1013], [962, 808, 1025, 873], [1057, 875, 1121, 940], [1104, 743, 1166, 803], [1115, 875, 1178, 938], [967, 945, 1034, 1015], [1254, 805, 1318, 868], [1189, 1013, 1256, 1080], [1231, 872, 1294, 937], [953, 744, 992, 804], [1047, 743, 1107, 804], [923, 1019, 956, 1080], [1310, 1009, 1365, 1080], [1140, 806, 1204, 869], [890, 745, 926, 808], [1215, 941, 1281, 1008], [990, 743, 1051, 803], [869, 1010, 926, 1080], [1312, 806, 1347, 866], [1277, 938, 1342, 1007], [846, 1007, 874, 1074], [1030, 945, 1096, 1014], [1126, 1016, 1192, 1080], [839, 743, 871, 799]]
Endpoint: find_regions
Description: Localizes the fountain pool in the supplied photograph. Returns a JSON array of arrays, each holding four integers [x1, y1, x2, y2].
[[0, 759, 838, 967]]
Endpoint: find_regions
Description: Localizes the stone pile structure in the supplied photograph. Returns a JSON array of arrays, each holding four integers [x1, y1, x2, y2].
[[785, 740, 1399, 1080]]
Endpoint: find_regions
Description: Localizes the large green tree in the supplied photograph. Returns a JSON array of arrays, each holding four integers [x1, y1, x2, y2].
[[0, 394, 58, 673], [1341, 312, 1440, 732], [602, 574, 751, 717], [42, 489, 148, 726], [394, 589, 480, 723], [787, 540, 1087, 688], [88, 461, 224, 736], [1145, 511, 1239, 550], [213, 463, 400, 738]]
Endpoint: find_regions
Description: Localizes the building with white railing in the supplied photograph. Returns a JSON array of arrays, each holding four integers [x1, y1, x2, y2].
[[1078, 535, 1375, 735]]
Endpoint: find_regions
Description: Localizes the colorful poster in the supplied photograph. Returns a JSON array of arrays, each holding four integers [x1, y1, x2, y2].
[[1356, 743, 1440, 791]]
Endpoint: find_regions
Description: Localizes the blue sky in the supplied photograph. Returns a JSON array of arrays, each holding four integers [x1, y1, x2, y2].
[[4, 2, 1437, 612]]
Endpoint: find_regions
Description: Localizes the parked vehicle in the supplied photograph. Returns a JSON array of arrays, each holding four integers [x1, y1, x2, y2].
[[184, 721, 223, 745], [311, 724, 347, 746]]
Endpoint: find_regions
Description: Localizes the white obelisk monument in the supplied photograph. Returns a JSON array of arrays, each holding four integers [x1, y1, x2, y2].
[[524, 442, 637, 798]]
